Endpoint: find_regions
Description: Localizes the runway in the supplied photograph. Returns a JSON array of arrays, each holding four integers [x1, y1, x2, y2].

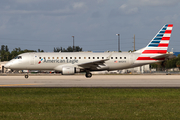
[[0, 75, 180, 87]]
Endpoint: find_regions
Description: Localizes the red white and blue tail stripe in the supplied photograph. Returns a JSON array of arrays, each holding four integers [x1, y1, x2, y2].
[[136, 24, 173, 61]]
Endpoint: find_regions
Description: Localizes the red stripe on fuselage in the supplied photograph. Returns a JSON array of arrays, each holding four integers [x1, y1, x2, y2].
[[142, 50, 167, 54], [137, 57, 165, 60]]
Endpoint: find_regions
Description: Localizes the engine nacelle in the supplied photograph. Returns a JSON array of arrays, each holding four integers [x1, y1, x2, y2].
[[61, 67, 81, 75], [62, 67, 74, 75]]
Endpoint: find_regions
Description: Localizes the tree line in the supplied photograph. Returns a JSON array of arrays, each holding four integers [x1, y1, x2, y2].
[[150, 54, 180, 71], [0, 45, 82, 61], [53, 46, 82, 52]]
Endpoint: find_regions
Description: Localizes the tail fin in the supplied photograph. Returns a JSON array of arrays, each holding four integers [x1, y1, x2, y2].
[[135, 24, 173, 61]]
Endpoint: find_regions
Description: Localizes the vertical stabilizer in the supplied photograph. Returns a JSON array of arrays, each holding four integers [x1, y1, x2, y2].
[[135, 24, 173, 61]]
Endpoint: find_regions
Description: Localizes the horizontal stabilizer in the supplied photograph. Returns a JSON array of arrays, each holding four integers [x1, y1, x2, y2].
[[150, 53, 174, 59]]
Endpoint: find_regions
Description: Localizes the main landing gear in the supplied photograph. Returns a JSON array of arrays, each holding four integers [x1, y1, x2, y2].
[[85, 72, 92, 78]]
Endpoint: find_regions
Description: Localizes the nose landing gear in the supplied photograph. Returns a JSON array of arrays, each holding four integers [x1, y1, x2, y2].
[[25, 75, 28, 78], [25, 73, 29, 79]]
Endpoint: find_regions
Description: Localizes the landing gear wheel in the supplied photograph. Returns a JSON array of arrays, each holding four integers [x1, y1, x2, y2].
[[85, 73, 92, 78], [25, 75, 29, 79]]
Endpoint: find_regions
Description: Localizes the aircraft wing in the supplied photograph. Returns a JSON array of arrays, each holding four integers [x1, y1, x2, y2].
[[78, 59, 109, 68], [77, 53, 112, 68]]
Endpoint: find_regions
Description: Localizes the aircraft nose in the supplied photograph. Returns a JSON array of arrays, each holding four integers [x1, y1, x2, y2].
[[4, 62, 11, 68]]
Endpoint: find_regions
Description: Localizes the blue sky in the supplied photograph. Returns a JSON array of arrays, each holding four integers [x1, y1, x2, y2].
[[0, 0, 180, 52]]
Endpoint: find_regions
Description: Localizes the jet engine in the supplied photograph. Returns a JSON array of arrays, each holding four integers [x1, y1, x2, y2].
[[61, 66, 80, 75]]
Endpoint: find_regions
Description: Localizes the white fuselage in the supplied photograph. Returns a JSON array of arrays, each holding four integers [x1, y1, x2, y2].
[[5, 52, 152, 72]]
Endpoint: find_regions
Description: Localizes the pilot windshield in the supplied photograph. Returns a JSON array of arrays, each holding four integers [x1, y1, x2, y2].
[[14, 56, 22, 59]]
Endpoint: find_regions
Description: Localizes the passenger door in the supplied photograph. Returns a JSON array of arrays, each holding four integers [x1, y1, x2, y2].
[[29, 53, 35, 65]]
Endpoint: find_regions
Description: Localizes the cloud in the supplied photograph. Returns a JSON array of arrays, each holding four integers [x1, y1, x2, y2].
[[118, 0, 180, 15], [0, 1, 77, 17], [15, 0, 44, 4], [73, 2, 86, 9], [97, 0, 105, 3], [91, 11, 101, 18], [123, 0, 180, 8], [0, 9, 75, 17], [134, 0, 180, 6], [119, 4, 138, 14]]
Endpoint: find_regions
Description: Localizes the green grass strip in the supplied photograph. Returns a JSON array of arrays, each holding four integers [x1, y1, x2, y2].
[[0, 88, 180, 120]]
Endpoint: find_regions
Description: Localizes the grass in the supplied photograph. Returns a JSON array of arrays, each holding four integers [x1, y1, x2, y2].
[[0, 88, 180, 120]]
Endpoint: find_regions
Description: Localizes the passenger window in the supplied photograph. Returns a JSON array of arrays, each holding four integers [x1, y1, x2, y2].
[[44, 57, 46, 59], [66, 57, 68, 59], [120, 57, 122, 59], [111, 57, 113, 59], [93, 57, 95, 59], [116, 57, 117, 59], [88, 57, 90, 59], [70, 57, 72, 59], [124, 57, 126, 59], [57, 57, 59, 59], [102, 57, 104, 59], [52, 57, 54, 59], [74, 57, 76, 59], [97, 57, 99, 59], [61, 57, 63, 59], [48, 57, 50, 59], [39, 57, 41, 59], [84, 57, 86, 59], [79, 57, 81, 59]]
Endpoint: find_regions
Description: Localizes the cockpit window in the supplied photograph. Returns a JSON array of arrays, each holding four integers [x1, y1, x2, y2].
[[14, 56, 22, 59]]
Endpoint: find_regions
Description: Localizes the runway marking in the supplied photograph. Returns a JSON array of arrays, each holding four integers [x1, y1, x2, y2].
[[0, 84, 37, 87]]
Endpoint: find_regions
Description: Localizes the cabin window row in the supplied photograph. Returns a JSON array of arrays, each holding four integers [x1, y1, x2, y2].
[[39, 57, 126, 60], [111, 57, 126, 59]]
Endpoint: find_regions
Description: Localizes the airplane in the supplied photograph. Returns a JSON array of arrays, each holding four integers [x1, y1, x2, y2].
[[4, 24, 173, 78]]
